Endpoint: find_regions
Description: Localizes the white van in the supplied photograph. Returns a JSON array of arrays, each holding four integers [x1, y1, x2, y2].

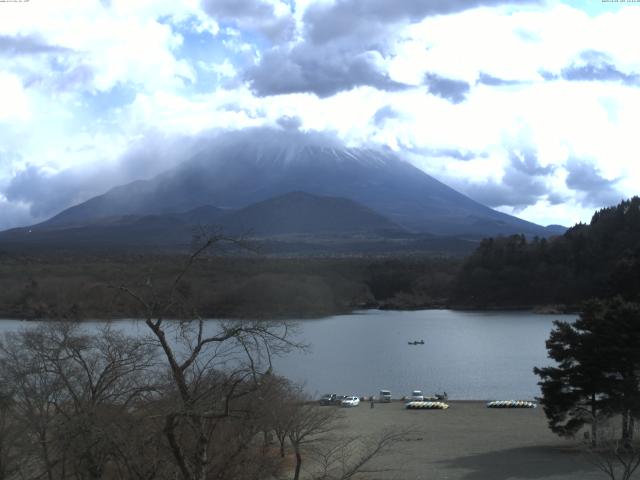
[[410, 390, 424, 401], [379, 390, 392, 403]]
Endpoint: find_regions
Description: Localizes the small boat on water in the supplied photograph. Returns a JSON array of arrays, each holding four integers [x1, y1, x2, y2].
[[408, 340, 425, 345]]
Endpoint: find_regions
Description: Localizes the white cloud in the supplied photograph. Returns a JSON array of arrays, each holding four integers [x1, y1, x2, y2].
[[0, 194, 32, 231], [0, 72, 30, 122], [198, 59, 238, 79], [1, 0, 640, 230], [0, 0, 203, 94], [201, 0, 296, 44]]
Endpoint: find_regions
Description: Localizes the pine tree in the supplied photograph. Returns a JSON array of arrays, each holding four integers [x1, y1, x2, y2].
[[587, 299, 640, 446], [535, 299, 640, 447], [534, 308, 612, 446]]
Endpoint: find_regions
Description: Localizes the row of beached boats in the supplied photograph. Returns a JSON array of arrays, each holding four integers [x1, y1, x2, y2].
[[405, 400, 538, 410], [486, 400, 537, 408], [406, 401, 449, 409]]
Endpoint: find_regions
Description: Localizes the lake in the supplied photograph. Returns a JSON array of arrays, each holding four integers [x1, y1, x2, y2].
[[0, 309, 575, 400], [271, 309, 575, 401]]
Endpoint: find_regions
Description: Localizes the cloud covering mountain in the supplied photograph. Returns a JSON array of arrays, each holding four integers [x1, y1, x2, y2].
[[37, 129, 552, 239], [0, 0, 637, 231]]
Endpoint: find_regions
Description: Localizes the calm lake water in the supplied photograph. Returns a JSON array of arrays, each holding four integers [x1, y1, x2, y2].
[[0, 309, 575, 400], [271, 309, 577, 401]]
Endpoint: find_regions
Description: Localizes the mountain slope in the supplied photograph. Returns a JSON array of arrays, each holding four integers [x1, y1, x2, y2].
[[41, 129, 551, 238], [221, 191, 401, 235], [0, 192, 415, 251]]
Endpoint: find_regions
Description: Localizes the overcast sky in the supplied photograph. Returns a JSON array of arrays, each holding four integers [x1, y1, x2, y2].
[[0, 0, 639, 230]]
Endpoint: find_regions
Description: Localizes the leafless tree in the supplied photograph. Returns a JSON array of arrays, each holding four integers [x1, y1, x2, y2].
[[0, 387, 21, 480], [310, 428, 409, 480], [0, 322, 159, 480], [283, 393, 413, 480], [262, 378, 299, 459], [589, 441, 640, 480], [0, 328, 65, 480], [286, 399, 343, 480], [587, 423, 640, 480], [117, 235, 302, 480], [1, 235, 409, 480], [107, 409, 170, 480]]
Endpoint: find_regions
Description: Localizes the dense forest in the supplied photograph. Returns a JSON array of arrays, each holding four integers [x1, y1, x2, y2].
[[452, 197, 640, 309], [0, 253, 460, 320]]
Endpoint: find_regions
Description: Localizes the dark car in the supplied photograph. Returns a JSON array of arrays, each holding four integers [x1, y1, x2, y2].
[[319, 393, 338, 405], [319, 394, 346, 405]]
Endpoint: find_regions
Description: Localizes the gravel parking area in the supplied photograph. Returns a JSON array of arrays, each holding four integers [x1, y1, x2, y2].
[[336, 401, 603, 480]]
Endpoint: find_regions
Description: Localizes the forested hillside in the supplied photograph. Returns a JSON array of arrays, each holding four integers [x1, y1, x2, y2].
[[0, 254, 459, 320], [4, 198, 638, 320], [453, 197, 640, 308]]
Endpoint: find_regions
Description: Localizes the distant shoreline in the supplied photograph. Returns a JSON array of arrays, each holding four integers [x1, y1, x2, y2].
[[0, 304, 579, 322]]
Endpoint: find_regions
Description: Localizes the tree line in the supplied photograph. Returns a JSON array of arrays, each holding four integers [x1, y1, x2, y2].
[[453, 196, 640, 308], [0, 252, 460, 321]]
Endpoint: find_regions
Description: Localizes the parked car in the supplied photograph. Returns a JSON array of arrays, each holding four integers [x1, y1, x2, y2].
[[319, 394, 347, 405], [410, 390, 424, 401], [424, 392, 448, 401], [379, 390, 392, 403], [341, 396, 360, 407], [319, 393, 338, 405]]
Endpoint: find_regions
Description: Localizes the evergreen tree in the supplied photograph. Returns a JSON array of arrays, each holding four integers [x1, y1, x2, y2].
[[535, 299, 640, 447], [454, 196, 640, 307], [586, 299, 640, 446], [534, 308, 611, 446]]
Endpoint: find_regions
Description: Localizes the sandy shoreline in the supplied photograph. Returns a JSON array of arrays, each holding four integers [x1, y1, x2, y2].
[[329, 400, 602, 480]]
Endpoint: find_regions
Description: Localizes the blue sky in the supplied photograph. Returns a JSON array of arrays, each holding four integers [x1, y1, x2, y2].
[[0, 0, 639, 230], [563, 0, 629, 16]]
